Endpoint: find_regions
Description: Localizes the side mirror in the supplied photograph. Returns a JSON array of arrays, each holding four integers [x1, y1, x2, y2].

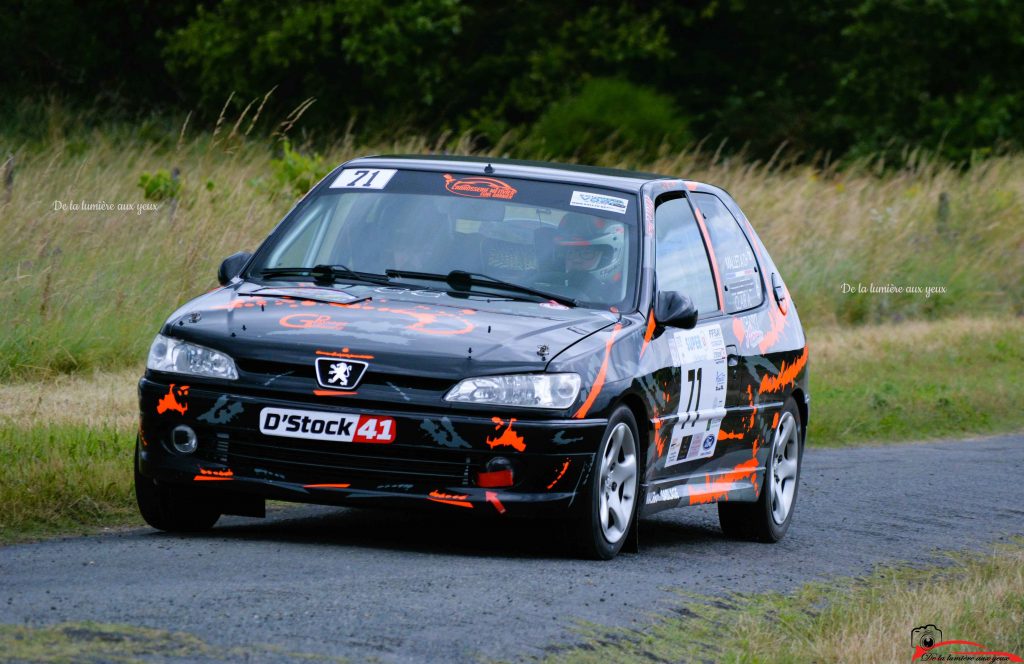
[[654, 291, 698, 330], [218, 251, 252, 286]]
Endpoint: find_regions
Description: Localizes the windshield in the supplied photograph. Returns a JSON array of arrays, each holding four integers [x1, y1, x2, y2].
[[247, 169, 640, 309]]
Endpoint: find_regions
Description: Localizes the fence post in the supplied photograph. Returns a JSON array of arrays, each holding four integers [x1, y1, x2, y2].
[[2, 155, 13, 204], [936, 192, 950, 239], [168, 166, 180, 222]]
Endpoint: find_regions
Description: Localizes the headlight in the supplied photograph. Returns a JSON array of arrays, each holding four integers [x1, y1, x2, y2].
[[445, 373, 581, 409], [147, 334, 238, 380]]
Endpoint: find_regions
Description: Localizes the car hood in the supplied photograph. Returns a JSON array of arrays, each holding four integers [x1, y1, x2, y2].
[[162, 282, 620, 381]]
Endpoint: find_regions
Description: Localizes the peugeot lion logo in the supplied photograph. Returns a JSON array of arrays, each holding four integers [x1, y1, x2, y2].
[[329, 362, 352, 385], [314, 357, 368, 390]]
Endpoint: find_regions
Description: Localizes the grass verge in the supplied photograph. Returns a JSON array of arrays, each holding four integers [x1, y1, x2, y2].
[[539, 540, 1024, 663], [0, 424, 136, 544], [1, 317, 1022, 544], [809, 316, 1024, 446], [0, 621, 346, 663]]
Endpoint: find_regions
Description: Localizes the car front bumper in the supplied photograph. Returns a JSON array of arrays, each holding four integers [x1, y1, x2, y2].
[[138, 377, 606, 516]]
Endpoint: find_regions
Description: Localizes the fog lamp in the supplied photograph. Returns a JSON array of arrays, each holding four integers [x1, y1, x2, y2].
[[171, 425, 198, 455]]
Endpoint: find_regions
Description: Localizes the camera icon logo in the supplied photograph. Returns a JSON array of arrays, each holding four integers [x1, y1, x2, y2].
[[911, 624, 943, 649]]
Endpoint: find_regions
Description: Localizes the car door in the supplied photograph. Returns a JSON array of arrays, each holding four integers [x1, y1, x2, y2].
[[645, 192, 738, 484]]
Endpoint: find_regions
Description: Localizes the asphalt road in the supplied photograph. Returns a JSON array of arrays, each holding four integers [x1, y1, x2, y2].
[[2, 433, 1023, 663]]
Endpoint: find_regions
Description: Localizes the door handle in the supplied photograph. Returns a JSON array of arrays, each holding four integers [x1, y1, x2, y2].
[[726, 344, 739, 367]]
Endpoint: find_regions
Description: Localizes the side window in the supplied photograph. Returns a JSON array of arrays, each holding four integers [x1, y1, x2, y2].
[[693, 193, 764, 314], [655, 197, 719, 315]]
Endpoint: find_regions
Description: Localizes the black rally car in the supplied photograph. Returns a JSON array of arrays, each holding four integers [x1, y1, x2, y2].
[[136, 156, 808, 559]]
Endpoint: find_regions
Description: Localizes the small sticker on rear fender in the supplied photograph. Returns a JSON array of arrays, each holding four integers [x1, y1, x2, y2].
[[259, 407, 395, 443]]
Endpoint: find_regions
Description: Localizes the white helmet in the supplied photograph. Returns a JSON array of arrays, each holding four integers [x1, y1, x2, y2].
[[556, 213, 626, 282]]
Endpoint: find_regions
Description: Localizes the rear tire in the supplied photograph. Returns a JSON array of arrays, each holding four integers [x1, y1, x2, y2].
[[134, 441, 221, 532], [573, 406, 640, 560], [718, 397, 802, 542]]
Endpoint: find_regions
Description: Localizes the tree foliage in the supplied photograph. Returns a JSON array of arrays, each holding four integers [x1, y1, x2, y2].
[[1, 0, 1021, 161]]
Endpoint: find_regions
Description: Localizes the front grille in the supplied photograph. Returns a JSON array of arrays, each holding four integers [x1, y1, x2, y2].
[[235, 358, 453, 393], [227, 437, 477, 486]]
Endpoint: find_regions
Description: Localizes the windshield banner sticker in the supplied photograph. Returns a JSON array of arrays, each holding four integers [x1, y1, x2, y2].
[[570, 191, 629, 214], [330, 168, 397, 189], [664, 323, 728, 467], [443, 174, 517, 199]]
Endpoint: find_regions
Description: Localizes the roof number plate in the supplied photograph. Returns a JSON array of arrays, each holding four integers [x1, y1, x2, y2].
[[330, 168, 397, 189]]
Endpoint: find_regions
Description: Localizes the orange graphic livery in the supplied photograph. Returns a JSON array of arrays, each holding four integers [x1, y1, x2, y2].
[[194, 467, 233, 481], [639, 309, 656, 359], [279, 313, 347, 330], [758, 347, 809, 395], [428, 490, 473, 508], [156, 384, 189, 415], [573, 323, 623, 419], [485, 491, 506, 514], [546, 459, 571, 490], [487, 417, 526, 452]]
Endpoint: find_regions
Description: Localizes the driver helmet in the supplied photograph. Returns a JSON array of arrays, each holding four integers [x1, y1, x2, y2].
[[556, 213, 625, 281]]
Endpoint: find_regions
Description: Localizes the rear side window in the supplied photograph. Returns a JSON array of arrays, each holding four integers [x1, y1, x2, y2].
[[654, 197, 719, 316], [692, 193, 764, 314]]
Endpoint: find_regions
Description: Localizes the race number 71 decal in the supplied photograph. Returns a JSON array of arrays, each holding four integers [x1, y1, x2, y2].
[[664, 324, 728, 466], [330, 168, 398, 190]]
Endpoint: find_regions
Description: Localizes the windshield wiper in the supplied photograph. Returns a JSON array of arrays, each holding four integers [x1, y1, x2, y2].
[[385, 269, 577, 308], [259, 264, 390, 287]]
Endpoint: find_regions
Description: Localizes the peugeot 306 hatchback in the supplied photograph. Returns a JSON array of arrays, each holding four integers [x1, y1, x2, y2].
[[136, 156, 809, 559]]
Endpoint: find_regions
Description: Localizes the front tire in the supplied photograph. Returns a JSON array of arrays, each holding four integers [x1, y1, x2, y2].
[[573, 406, 640, 560], [135, 442, 221, 532], [718, 398, 802, 542]]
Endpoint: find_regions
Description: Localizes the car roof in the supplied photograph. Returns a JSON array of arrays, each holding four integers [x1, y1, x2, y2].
[[342, 154, 673, 193]]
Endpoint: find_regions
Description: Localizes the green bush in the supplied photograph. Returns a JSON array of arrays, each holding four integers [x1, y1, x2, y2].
[[527, 78, 688, 162], [269, 140, 330, 196], [137, 169, 181, 201]]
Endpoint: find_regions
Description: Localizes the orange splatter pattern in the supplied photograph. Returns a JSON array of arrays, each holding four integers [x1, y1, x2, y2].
[[156, 384, 189, 415], [487, 417, 526, 452], [687, 458, 760, 505], [546, 459, 571, 490], [759, 347, 809, 395]]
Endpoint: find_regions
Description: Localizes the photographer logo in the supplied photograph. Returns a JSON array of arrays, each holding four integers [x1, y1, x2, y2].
[[909, 623, 1021, 662]]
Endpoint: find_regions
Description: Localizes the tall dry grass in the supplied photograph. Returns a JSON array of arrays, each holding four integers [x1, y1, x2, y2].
[[1, 102, 1022, 379]]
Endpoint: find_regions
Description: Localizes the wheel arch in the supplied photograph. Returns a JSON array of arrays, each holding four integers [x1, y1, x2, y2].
[[790, 387, 808, 445], [612, 390, 652, 471]]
